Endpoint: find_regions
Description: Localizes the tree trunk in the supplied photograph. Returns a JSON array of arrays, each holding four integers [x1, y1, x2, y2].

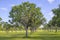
[[55, 24, 57, 33], [55, 27, 57, 32], [25, 26, 28, 38], [50, 27, 51, 32]]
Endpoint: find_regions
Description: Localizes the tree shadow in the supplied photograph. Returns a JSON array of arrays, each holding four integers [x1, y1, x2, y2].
[[12, 34, 60, 40], [0, 34, 60, 40]]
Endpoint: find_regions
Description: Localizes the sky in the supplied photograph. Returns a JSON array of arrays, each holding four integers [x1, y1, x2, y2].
[[0, 0, 60, 23]]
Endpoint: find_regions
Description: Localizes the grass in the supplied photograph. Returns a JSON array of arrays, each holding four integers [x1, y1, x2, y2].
[[0, 30, 60, 40]]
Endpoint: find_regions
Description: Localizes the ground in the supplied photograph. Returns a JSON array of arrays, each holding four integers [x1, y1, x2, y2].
[[0, 30, 60, 40]]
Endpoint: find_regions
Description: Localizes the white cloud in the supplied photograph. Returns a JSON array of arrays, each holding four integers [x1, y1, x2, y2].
[[0, 8, 8, 11], [49, 12, 54, 17], [11, 4, 16, 7], [47, 0, 55, 3]]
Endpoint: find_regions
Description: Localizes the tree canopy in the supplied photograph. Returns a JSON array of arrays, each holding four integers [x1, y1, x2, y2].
[[9, 2, 46, 28], [0, 17, 2, 21], [51, 5, 60, 27]]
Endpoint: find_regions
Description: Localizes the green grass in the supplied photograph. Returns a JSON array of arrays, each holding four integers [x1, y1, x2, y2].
[[0, 30, 60, 40]]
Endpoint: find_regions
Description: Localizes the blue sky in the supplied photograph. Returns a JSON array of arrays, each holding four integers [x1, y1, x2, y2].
[[0, 0, 60, 23]]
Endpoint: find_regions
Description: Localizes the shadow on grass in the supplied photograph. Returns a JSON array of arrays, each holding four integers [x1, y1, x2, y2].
[[0, 37, 13, 40], [0, 34, 60, 40]]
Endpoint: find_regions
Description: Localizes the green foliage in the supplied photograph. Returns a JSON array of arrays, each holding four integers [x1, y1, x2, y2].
[[51, 5, 60, 27], [0, 17, 2, 21], [0, 17, 2, 30], [9, 2, 46, 28], [48, 5, 60, 28]]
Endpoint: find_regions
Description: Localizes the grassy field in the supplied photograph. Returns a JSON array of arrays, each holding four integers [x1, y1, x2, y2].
[[0, 30, 60, 40]]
